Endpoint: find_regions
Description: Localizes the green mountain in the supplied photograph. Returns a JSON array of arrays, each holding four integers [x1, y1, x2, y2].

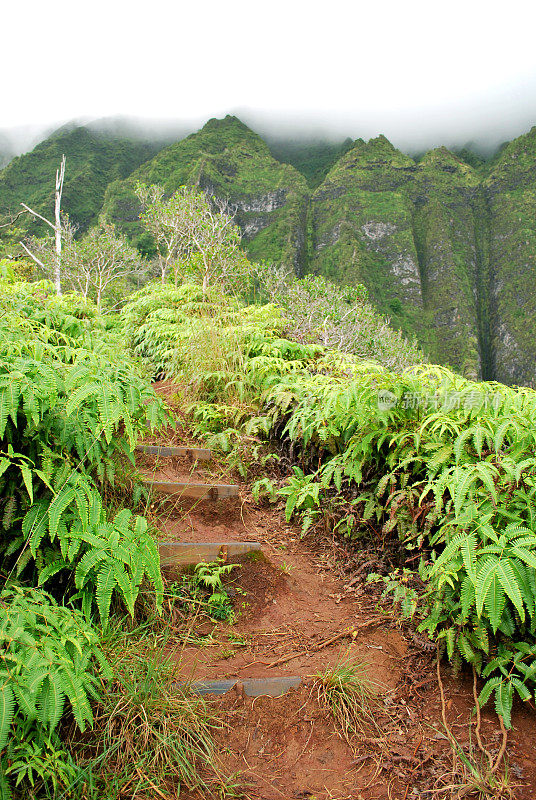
[[3, 114, 536, 386], [103, 115, 309, 270], [310, 130, 536, 386], [310, 138, 484, 377], [266, 138, 353, 188], [0, 125, 161, 234]]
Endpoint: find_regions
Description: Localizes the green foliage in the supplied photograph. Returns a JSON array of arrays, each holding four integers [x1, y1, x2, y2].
[[0, 587, 110, 744], [4, 115, 536, 385], [190, 560, 237, 622], [0, 125, 160, 238], [0, 282, 168, 795], [76, 630, 223, 797], [104, 115, 309, 271], [267, 137, 353, 188], [136, 183, 243, 291], [125, 280, 536, 729]]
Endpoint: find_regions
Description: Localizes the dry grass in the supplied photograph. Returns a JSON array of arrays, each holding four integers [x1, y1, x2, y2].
[[67, 628, 243, 799]]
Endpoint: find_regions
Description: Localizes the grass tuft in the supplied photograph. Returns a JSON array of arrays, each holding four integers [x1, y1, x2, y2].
[[313, 657, 379, 743], [68, 627, 233, 798]]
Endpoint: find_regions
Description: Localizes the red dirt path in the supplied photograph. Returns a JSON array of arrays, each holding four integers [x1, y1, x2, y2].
[[140, 383, 536, 799]]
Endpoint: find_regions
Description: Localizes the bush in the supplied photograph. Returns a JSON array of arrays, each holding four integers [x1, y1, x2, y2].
[[0, 283, 168, 795]]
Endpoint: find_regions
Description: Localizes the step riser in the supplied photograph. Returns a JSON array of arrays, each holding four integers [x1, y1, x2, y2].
[[136, 445, 212, 460], [159, 541, 261, 566], [143, 480, 239, 500], [178, 677, 302, 697]]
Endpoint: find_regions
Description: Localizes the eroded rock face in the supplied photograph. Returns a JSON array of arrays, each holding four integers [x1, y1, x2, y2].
[[103, 115, 309, 274], [238, 190, 288, 214], [309, 139, 499, 382], [97, 116, 536, 385]]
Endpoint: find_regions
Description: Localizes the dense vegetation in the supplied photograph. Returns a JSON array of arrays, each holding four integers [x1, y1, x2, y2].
[[2, 115, 536, 385], [0, 126, 160, 236], [103, 116, 309, 271], [266, 137, 353, 188], [2, 144, 536, 793], [0, 277, 171, 797], [122, 278, 536, 730]]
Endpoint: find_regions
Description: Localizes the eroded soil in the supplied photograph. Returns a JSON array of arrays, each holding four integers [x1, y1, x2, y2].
[[139, 383, 536, 799]]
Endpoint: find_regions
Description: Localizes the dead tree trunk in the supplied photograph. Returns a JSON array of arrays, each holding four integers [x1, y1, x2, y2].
[[53, 155, 66, 294], [20, 154, 66, 295]]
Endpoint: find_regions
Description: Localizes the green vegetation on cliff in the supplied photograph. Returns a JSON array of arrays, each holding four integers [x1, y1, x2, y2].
[[267, 137, 353, 188], [104, 116, 309, 270], [0, 125, 161, 234], [3, 115, 536, 386]]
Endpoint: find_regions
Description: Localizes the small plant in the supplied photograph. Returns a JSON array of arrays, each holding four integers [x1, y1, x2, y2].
[[313, 658, 379, 742], [207, 592, 235, 622], [251, 476, 277, 504], [434, 735, 514, 800], [279, 561, 294, 575], [367, 568, 420, 619], [185, 560, 239, 622], [2, 721, 79, 799]]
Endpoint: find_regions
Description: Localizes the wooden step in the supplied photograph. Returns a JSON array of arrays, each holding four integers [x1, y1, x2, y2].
[[159, 540, 261, 566], [179, 676, 302, 697], [136, 445, 212, 460], [143, 480, 239, 500]]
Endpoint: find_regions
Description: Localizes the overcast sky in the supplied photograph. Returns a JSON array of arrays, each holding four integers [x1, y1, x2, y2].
[[4, 0, 536, 151]]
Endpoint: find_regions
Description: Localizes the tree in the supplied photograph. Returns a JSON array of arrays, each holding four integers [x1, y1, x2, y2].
[[62, 224, 143, 311], [19, 155, 66, 294], [25, 222, 144, 311], [136, 184, 241, 293]]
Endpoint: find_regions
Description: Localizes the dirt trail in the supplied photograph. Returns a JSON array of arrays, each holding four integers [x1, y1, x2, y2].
[[139, 383, 536, 800]]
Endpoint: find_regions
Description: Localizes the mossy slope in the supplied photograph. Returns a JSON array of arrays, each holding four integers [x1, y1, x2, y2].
[[0, 125, 160, 234], [310, 138, 490, 379], [4, 115, 536, 385], [103, 116, 309, 271], [483, 127, 536, 385]]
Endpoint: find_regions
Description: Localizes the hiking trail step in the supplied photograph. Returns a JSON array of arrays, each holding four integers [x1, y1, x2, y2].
[[159, 540, 261, 566], [136, 444, 212, 460], [143, 480, 239, 500], [178, 676, 302, 697]]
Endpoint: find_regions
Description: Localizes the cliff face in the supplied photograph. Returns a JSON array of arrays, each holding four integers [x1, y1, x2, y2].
[[482, 129, 536, 385], [310, 134, 536, 386], [4, 115, 536, 385], [97, 121, 536, 386], [310, 140, 484, 377], [103, 116, 309, 272]]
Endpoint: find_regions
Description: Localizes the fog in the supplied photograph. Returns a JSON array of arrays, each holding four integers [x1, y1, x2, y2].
[[3, 0, 536, 159]]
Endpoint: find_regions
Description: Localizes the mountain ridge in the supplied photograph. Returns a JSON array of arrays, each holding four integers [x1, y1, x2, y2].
[[2, 115, 536, 385]]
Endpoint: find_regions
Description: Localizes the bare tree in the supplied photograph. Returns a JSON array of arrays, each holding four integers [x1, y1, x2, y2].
[[19, 155, 66, 294]]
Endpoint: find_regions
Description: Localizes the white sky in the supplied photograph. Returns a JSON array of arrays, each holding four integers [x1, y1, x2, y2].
[[4, 0, 536, 149]]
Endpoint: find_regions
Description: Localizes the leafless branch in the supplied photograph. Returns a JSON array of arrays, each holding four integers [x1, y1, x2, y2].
[[19, 240, 46, 270]]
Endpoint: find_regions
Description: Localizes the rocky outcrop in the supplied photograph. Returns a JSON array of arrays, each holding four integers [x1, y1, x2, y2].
[[103, 116, 309, 272], [309, 136, 536, 385]]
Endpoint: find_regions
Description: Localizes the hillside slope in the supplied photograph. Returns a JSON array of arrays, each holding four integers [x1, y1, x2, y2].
[[310, 138, 483, 377], [103, 116, 309, 271], [0, 132, 14, 169], [0, 125, 161, 233], [3, 115, 536, 385], [310, 128, 536, 386]]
